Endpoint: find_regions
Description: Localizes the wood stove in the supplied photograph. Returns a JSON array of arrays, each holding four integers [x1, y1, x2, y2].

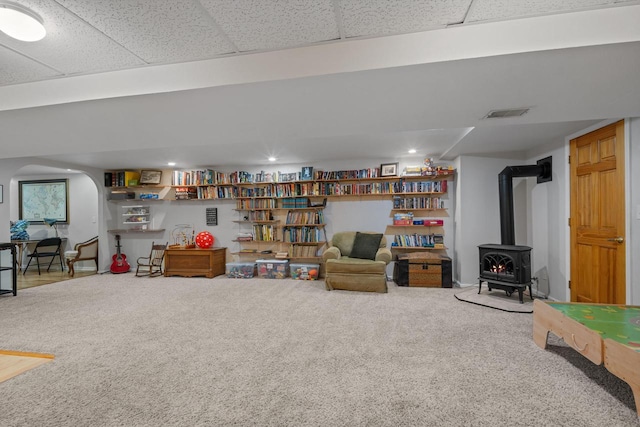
[[478, 244, 532, 303], [478, 158, 552, 303]]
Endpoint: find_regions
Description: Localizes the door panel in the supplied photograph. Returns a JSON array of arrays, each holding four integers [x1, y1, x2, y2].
[[570, 120, 625, 304]]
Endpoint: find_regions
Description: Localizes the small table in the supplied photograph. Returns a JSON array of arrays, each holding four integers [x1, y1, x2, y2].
[[164, 247, 226, 278], [533, 300, 640, 416]]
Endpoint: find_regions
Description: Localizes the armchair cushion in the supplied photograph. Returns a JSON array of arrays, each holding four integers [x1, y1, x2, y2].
[[350, 232, 383, 260]]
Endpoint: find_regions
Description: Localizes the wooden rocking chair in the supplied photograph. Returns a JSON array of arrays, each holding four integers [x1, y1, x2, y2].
[[135, 242, 167, 277]]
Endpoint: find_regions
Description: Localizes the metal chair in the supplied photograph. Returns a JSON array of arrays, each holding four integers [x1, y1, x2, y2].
[[135, 242, 167, 277], [23, 237, 63, 275]]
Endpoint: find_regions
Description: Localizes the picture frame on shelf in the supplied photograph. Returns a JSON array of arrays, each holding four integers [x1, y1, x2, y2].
[[139, 170, 162, 185], [301, 166, 313, 180], [380, 162, 399, 177]]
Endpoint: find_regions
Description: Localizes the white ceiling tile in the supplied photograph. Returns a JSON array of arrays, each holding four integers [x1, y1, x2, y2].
[[1, 0, 144, 76], [200, 0, 339, 52], [467, 0, 628, 22], [339, 0, 472, 38], [56, 0, 236, 64], [0, 47, 61, 86]]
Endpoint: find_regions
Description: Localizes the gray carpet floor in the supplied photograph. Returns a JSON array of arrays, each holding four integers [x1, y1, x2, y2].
[[0, 274, 637, 427]]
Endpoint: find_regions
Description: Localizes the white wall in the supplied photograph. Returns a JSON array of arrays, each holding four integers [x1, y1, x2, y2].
[[455, 155, 526, 285], [524, 146, 566, 300]]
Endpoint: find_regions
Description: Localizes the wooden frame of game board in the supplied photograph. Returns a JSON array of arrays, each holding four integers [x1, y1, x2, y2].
[[533, 300, 640, 416]]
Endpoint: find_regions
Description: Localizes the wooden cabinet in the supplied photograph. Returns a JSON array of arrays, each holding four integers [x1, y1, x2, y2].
[[164, 247, 226, 278]]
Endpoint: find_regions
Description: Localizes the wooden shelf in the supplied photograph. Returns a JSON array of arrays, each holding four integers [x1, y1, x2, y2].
[[232, 220, 279, 224], [386, 225, 443, 228], [285, 241, 326, 246], [391, 246, 447, 251], [108, 229, 164, 234], [391, 208, 445, 212], [231, 239, 280, 243]]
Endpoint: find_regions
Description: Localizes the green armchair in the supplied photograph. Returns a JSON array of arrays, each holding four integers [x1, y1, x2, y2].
[[322, 231, 392, 293]]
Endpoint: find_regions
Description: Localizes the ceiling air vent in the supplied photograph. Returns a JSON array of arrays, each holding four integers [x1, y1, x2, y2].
[[484, 108, 530, 119]]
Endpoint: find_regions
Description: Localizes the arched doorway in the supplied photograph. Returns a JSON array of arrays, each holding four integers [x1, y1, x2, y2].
[[10, 165, 100, 288]]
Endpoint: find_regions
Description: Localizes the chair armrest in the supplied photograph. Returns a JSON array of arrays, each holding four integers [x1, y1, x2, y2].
[[137, 256, 151, 264], [322, 247, 342, 261], [74, 238, 98, 259], [375, 248, 392, 264]]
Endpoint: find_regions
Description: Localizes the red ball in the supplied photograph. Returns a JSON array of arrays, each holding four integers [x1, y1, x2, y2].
[[195, 231, 214, 249]]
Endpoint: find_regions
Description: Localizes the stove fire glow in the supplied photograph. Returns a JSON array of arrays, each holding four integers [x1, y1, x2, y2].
[[491, 263, 507, 273]]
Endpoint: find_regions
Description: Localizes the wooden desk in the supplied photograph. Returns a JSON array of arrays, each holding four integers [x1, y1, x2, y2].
[[533, 300, 640, 416], [164, 247, 226, 278]]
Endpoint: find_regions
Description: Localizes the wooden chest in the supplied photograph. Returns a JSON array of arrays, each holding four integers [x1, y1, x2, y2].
[[164, 247, 226, 278], [394, 252, 452, 288]]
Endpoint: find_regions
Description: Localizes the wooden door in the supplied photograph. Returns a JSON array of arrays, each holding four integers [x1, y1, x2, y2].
[[570, 120, 625, 304]]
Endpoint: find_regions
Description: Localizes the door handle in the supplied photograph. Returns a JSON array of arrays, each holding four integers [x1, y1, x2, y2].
[[607, 236, 624, 244]]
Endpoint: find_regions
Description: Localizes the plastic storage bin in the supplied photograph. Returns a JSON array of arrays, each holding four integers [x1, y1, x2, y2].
[[256, 259, 289, 279], [290, 263, 320, 280], [226, 262, 256, 278]]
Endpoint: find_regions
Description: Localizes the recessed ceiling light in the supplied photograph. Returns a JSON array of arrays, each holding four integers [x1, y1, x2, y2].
[[167, 162, 176, 166], [268, 157, 276, 162], [0, 3, 46, 42], [408, 149, 417, 154]]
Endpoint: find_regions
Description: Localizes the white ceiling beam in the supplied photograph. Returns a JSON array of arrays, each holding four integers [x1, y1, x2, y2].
[[0, 4, 639, 112]]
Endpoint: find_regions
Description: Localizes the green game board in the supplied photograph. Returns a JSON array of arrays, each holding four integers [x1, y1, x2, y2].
[[548, 303, 640, 351]]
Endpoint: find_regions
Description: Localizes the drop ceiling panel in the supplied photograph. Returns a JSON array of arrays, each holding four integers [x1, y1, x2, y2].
[[339, 0, 472, 38], [467, 0, 632, 22], [56, 0, 236, 64], [0, 47, 61, 85], [0, 0, 145, 80], [200, 0, 339, 52]]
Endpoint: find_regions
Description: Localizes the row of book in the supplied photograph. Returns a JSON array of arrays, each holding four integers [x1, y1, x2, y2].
[[105, 171, 140, 187], [395, 180, 447, 193], [172, 169, 311, 186], [393, 234, 444, 248], [174, 187, 198, 200], [289, 245, 320, 258], [170, 167, 454, 186], [248, 211, 273, 221], [252, 225, 277, 241], [283, 227, 323, 243], [393, 197, 445, 210], [236, 199, 277, 210], [313, 168, 380, 180], [280, 198, 310, 209], [285, 211, 324, 225]]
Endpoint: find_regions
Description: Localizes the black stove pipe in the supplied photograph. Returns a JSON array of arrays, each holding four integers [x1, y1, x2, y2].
[[499, 159, 552, 245]]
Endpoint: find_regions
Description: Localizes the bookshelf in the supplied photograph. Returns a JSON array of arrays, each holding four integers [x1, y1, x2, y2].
[[384, 175, 453, 254], [282, 205, 327, 261], [103, 166, 455, 258]]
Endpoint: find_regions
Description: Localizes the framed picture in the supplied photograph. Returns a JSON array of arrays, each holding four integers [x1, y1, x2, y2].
[[380, 162, 399, 177], [19, 179, 69, 223], [139, 170, 163, 185], [301, 166, 313, 180]]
